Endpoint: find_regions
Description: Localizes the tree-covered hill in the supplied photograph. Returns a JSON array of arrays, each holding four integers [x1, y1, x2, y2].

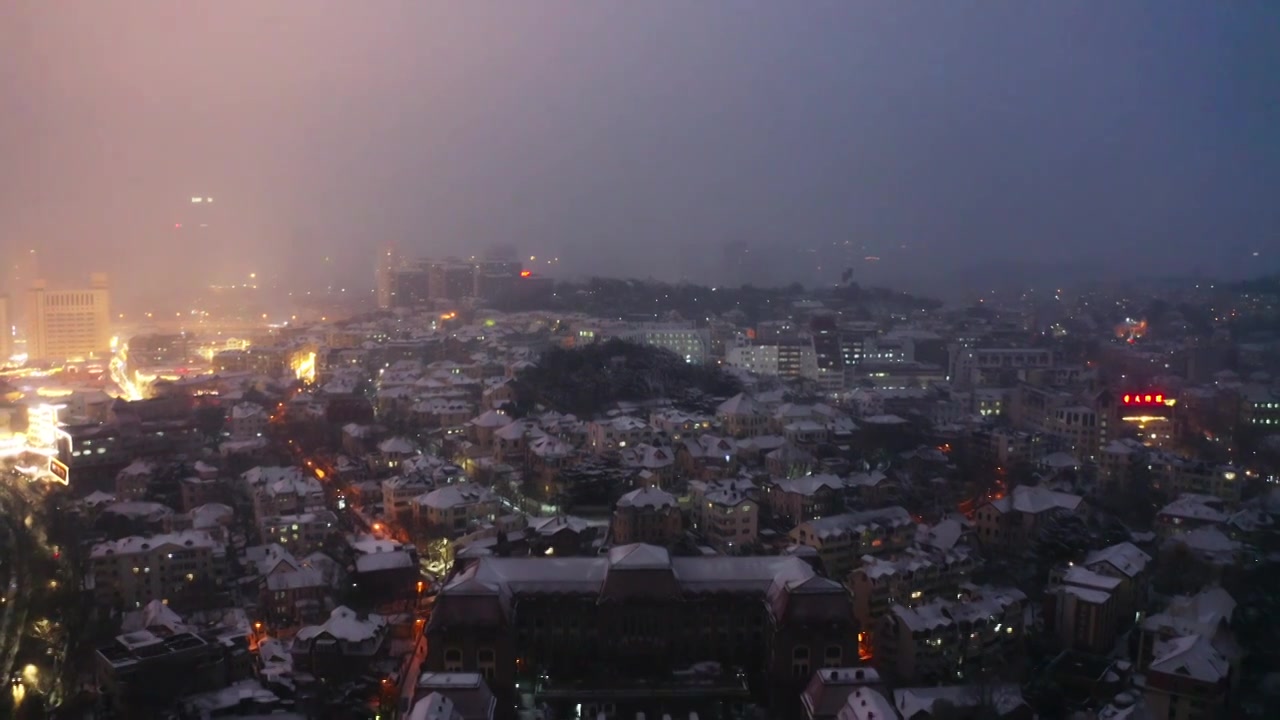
[[511, 339, 742, 418]]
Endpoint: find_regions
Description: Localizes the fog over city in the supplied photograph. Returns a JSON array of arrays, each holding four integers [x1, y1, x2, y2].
[[9, 4, 1280, 719], [2, 2, 1277, 312]]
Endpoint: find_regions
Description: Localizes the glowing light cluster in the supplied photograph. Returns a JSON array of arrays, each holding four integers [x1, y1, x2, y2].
[[292, 350, 317, 384]]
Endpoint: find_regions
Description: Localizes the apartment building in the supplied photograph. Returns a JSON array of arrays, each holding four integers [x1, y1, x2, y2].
[[789, 507, 916, 580], [848, 548, 976, 649], [586, 416, 656, 453], [382, 474, 434, 522], [726, 339, 818, 380], [605, 323, 711, 364], [245, 466, 325, 525], [765, 474, 851, 525], [1044, 566, 1123, 654], [973, 485, 1083, 549], [611, 487, 682, 546], [259, 510, 340, 553], [89, 530, 229, 609], [229, 402, 269, 440], [689, 479, 759, 553], [875, 586, 1027, 684], [949, 346, 1054, 389]]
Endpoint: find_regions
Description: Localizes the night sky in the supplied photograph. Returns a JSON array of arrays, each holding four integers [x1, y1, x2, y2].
[[2, 2, 1277, 306]]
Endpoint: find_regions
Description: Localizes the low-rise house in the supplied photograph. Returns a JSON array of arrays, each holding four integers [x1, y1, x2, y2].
[[115, 459, 157, 501], [492, 419, 544, 461], [1156, 494, 1230, 537], [466, 410, 512, 450], [1142, 635, 1231, 720], [800, 667, 885, 720], [245, 466, 325, 526], [180, 475, 224, 512], [676, 434, 739, 480], [409, 672, 498, 720], [258, 545, 337, 627], [893, 684, 1034, 719], [833, 686, 897, 720], [411, 482, 500, 539], [587, 415, 656, 453], [291, 606, 389, 680], [649, 408, 713, 439], [1138, 587, 1239, 672], [716, 393, 769, 438], [349, 535, 419, 599], [766, 474, 852, 525], [618, 443, 676, 485], [383, 474, 435, 522], [166, 502, 234, 542]]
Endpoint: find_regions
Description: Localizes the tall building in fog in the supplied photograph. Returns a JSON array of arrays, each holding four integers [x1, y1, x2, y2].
[[376, 245, 400, 310], [0, 294, 11, 362], [27, 274, 111, 361]]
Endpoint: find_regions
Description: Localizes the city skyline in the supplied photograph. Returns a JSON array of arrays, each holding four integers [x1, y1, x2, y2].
[[2, 2, 1277, 309]]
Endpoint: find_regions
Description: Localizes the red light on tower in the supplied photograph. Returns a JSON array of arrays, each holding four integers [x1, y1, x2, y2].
[[519, 270, 532, 278]]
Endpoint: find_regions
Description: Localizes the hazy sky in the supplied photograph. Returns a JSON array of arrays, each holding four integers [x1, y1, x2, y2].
[[2, 2, 1277, 307]]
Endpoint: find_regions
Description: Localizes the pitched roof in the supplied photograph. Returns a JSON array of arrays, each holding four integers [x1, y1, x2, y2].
[[616, 487, 678, 510], [607, 543, 671, 569], [1149, 634, 1230, 683], [1085, 542, 1152, 578], [1010, 484, 1083, 514], [716, 393, 759, 416]]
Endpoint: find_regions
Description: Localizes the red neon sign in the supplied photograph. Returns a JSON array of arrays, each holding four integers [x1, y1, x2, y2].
[[1122, 392, 1168, 405], [520, 270, 532, 278]]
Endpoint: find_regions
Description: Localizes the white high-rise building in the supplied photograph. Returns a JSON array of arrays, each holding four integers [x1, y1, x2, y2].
[[27, 274, 111, 361]]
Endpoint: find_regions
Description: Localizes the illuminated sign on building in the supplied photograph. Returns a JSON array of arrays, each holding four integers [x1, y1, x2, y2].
[[48, 458, 69, 485], [519, 270, 533, 278], [27, 403, 70, 451], [1121, 393, 1170, 406]]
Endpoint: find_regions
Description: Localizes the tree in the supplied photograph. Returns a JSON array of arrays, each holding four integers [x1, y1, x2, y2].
[[194, 405, 226, 441], [1151, 542, 1215, 596]]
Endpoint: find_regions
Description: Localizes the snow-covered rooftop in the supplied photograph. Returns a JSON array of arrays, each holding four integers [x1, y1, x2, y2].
[[616, 487, 677, 510], [91, 530, 222, 558], [295, 606, 386, 644]]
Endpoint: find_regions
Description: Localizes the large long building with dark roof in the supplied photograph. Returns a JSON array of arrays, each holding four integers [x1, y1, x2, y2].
[[425, 543, 857, 719]]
